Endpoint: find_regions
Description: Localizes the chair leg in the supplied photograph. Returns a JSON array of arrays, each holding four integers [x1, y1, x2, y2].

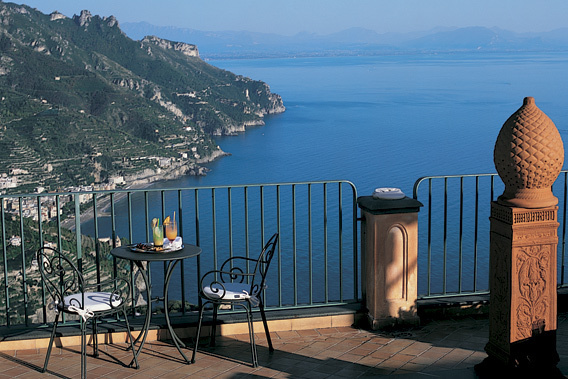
[[80, 319, 87, 379], [210, 304, 218, 347], [92, 317, 99, 358], [192, 304, 205, 364], [42, 313, 60, 373], [246, 304, 258, 368], [259, 301, 274, 352], [122, 310, 139, 369]]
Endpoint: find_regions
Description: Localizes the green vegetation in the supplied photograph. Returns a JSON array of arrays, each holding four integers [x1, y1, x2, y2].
[[0, 215, 126, 325]]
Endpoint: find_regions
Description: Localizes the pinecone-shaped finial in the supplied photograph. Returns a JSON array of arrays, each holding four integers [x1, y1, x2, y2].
[[494, 97, 564, 208]]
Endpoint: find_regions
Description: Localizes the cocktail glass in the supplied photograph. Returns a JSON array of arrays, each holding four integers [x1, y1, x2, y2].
[[165, 221, 178, 241], [153, 225, 164, 247]]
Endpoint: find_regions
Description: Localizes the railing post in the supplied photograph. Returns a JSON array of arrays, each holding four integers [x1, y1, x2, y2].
[[357, 192, 422, 329]]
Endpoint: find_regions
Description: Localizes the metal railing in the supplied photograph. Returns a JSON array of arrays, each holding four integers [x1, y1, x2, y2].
[[8, 170, 568, 328], [413, 171, 568, 299], [0, 180, 359, 328]]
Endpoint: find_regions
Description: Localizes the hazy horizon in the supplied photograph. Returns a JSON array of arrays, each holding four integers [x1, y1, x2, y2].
[[14, 0, 568, 36]]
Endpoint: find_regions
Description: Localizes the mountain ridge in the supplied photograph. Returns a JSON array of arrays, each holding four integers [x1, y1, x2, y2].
[[121, 22, 568, 59]]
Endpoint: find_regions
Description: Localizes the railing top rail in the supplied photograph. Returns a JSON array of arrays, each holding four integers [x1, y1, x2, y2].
[[412, 173, 499, 199], [0, 180, 358, 199], [412, 169, 568, 200]]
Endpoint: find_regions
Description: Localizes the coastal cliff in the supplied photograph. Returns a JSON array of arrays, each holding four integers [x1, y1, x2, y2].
[[0, 4, 285, 194]]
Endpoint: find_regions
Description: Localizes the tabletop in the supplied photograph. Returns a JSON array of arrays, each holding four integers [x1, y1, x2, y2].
[[110, 244, 201, 262]]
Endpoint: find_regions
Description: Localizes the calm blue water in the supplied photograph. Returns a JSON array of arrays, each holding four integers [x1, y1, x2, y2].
[[202, 52, 568, 196], [84, 52, 568, 301]]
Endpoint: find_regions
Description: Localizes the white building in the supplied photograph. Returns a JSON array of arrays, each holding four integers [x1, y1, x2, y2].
[[109, 176, 125, 185], [9, 236, 21, 246]]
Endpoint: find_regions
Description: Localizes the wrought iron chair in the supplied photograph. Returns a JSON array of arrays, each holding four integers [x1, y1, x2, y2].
[[192, 233, 279, 367], [37, 246, 138, 378]]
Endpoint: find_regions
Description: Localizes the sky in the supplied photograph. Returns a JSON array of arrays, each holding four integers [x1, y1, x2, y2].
[[12, 0, 568, 35]]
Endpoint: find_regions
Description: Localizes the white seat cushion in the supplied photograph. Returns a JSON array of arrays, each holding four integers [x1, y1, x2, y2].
[[203, 282, 252, 301], [64, 292, 122, 312]]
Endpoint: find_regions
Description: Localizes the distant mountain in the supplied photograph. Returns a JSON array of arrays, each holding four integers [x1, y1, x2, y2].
[[401, 26, 553, 50], [121, 22, 568, 59], [0, 2, 284, 192], [122, 22, 412, 58], [540, 28, 568, 45]]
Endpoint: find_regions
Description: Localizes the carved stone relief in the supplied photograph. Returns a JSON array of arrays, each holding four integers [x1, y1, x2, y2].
[[515, 245, 549, 340]]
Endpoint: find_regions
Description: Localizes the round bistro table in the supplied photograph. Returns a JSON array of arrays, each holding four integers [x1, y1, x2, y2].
[[111, 244, 201, 364]]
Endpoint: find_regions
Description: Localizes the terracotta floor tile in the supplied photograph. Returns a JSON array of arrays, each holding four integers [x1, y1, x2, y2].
[[399, 341, 433, 356], [251, 366, 286, 377], [164, 364, 212, 378], [297, 370, 331, 379], [409, 354, 440, 366], [312, 349, 344, 359], [87, 365, 121, 377], [375, 357, 408, 371], [357, 366, 395, 377], [213, 372, 250, 379], [277, 343, 308, 354], [326, 343, 357, 353], [190, 367, 227, 379], [385, 353, 415, 364], [400, 361, 430, 372], [386, 338, 415, 348], [283, 362, 324, 377], [369, 349, 395, 360], [417, 346, 452, 360], [347, 346, 374, 356], [317, 328, 339, 335], [372, 341, 411, 356], [336, 352, 364, 363], [13, 348, 39, 356], [2, 366, 35, 377], [355, 355, 385, 367], [275, 330, 299, 339], [296, 329, 320, 337], [306, 341, 340, 352]]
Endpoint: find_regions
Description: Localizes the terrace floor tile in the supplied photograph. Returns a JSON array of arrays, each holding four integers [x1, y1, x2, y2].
[[2, 311, 568, 378]]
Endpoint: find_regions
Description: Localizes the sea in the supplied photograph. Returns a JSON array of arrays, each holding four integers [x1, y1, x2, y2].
[[203, 51, 568, 196], [83, 51, 568, 301]]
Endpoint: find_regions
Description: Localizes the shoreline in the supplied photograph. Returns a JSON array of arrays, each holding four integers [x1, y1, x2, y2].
[[61, 105, 284, 232], [62, 149, 229, 231]]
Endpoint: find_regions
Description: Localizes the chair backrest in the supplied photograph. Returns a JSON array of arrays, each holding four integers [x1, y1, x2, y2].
[[37, 246, 85, 311], [249, 233, 278, 297]]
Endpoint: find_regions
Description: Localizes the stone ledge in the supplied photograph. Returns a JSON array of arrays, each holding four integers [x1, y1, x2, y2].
[[417, 294, 490, 321], [0, 303, 363, 351], [417, 287, 568, 321]]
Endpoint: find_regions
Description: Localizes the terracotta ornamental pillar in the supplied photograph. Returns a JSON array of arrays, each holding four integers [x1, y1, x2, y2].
[[476, 97, 564, 378], [357, 190, 422, 329]]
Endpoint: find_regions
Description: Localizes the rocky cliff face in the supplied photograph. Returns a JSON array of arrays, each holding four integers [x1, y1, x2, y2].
[[264, 85, 287, 114], [49, 11, 66, 21], [74, 9, 92, 27], [141, 35, 199, 57]]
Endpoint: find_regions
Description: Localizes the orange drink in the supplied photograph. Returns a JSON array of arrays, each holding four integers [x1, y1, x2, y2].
[[165, 221, 177, 240]]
